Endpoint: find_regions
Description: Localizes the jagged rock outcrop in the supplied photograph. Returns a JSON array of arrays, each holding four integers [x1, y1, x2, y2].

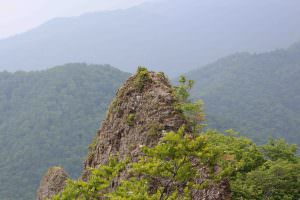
[[37, 69, 231, 199], [83, 69, 231, 199], [84, 70, 187, 171], [36, 167, 69, 200]]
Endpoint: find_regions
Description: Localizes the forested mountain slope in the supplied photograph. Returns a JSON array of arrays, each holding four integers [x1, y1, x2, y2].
[[39, 68, 300, 200], [187, 42, 300, 145], [1, 0, 300, 76], [0, 64, 130, 200], [1, 44, 299, 199]]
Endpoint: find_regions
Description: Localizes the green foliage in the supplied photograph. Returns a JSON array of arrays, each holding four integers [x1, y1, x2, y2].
[[123, 128, 265, 199], [57, 128, 297, 200], [130, 127, 205, 199], [157, 71, 167, 79], [0, 63, 130, 200], [231, 138, 300, 200], [260, 138, 298, 162], [1, 61, 297, 200], [174, 75, 206, 133], [232, 160, 300, 200], [186, 47, 300, 146], [127, 114, 136, 126], [107, 178, 160, 200], [54, 158, 126, 200], [54, 130, 300, 200], [134, 66, 150, 91], [175, 75, 194, 102], [202, 130, 265, 177], [54, 74, 299, 200]]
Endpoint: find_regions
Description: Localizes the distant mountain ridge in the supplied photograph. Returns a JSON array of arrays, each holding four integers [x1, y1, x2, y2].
[[0, 63, 130, 200], [0, 42, 299, 199], [187, 42, 300, 145], [1, 0, 300, 76]]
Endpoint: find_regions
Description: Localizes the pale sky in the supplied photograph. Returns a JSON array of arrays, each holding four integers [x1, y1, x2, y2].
[[0, 0, 149, 39]]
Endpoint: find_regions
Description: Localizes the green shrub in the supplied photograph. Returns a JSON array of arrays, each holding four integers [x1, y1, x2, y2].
[[127, 114, 136, 126], [134, 66, 150, 91]]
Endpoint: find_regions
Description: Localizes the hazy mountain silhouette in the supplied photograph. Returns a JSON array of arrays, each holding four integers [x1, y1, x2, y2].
[[0, 0, 300, 76]]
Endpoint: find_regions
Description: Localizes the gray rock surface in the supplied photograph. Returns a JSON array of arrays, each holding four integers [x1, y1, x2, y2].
[[83, 70, 231, 199], [37, 69, 231, 199], [84, 71, 186, 171], [36, 167, 69, 200]]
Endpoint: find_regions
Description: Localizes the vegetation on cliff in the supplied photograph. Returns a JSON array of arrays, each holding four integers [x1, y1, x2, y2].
[[53, 71, 300, 200], [2, 43, 299, 199], [55, 130, 300, 200]]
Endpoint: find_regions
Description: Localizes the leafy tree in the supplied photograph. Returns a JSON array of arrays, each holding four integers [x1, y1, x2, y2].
[[54, 128, 271, 199], [174, 76, 206, 133], [54, 132, 300, 200], [232, 159, 300, 200], [231, 138, 300, 200], [260, 138, 298, 162], [54, 158, 126, 200], [54, 75, 300, 200]]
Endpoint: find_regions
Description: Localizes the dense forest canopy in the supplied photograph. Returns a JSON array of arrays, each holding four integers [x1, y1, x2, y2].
[[187, 42, 300, 145], [0, 42, 299, 199], [0, 63, 130, 200], [0, 0, 299, 199]]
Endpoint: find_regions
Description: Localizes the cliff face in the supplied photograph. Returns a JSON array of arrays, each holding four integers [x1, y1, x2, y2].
[[82, 69, 231, 199], [37, 69, 231, 199], [36, 167, 69, 200], [84, 70, 186, 171]]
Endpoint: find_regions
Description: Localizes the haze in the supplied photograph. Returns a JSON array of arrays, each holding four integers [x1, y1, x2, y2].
[[1, 0, 299, 75], [0, 0, 300, 199], [0, 0, 149, 39]]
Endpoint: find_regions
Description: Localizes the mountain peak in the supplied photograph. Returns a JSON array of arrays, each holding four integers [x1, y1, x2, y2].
[[84, 68, 187, 171], [81, 67, 231, 199], [37, 67, 231, 199]]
